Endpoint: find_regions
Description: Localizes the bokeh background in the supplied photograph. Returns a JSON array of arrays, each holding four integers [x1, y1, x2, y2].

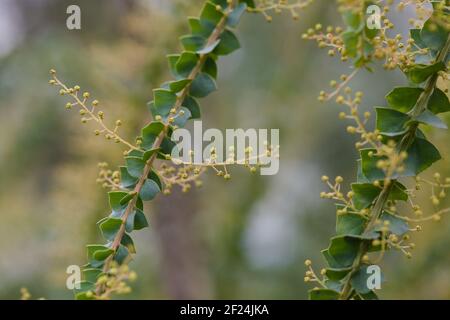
[[0, 0, 449, 299]]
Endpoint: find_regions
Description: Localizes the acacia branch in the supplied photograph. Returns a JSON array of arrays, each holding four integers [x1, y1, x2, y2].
[[339, 33, 450, 300], [96, 1, 236, 296]]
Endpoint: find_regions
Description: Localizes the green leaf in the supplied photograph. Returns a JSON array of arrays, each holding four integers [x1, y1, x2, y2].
[[351, 265, 382, 294], [173, 107, 192, 128], [356, 160, 370, 183], [188, 17, 215, 37], [386, 87, 423, 113], [403, 137, 441, 176], [410, 29, 433, 64], [410, 29, 426, 49], [323, 236, 361, 269], [421, 17, 448, 51], [120, 166, 138, 189], [240, 0, 255, 8], [214, 30, 241, 55], [200, 1, 224, 26], [93, 249, 114, 262], [125, 156, 145, 178], [125, 210, 135, 233], [119, 193, 136, 207], [406, 62, 446, 84], [153, 89, 177, 117], [180, 35, 206, 51], [415, 110, 448, 129], [190, 73, 217, 97], [83, 268, 103, 283], [140, 179, 160, 201], [376, 211, 409, 236], [167, 54, 181, 78], [364, 25, 378, 40], [148, 170, 163, 190], [143, 148, 160, 162], [309, 288, 340, 300], [360, 149, 385, 182], [203, 57, 218, 80], [351, 183, 382, 210], [342, 10, 363, 31], [127, 149, 144, 158], [99, 217, 123, 241], [342, 30, 359, 58], [182, 96, 201, 119], [375, 107, 410, 136], [87, 245, 113, 268], [175, 51, 199, 77], [158, 136, 176, 158], [362, 137, 442, 179], [135, 209, 149, 230], [358, 291, 379, 300], [121, 233, 136, 254], [325, 279, 343, 292], [108, 191, 128, 214], [127, 208, 149, 231], [336, 212, 367, 236], [141, 121, 165, 150], [114, 245, 130, 264], [168, 79, 192, 93], [389, 182, 408, 201], [428, 88, 450, 114], [325, 267, 352, 281], [227, 3, 247, 27], [197, 39, 221, 54], [211, 0, 227, 8], [351, 181, 407, 208]]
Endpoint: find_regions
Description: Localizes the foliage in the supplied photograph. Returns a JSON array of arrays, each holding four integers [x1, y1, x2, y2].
[[301, 0, 450, 300], [49, 0, 278, 300], [48, 0, 450, 300]]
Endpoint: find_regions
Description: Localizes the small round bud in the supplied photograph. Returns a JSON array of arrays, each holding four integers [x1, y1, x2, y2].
[[129, 271, 137, 281]]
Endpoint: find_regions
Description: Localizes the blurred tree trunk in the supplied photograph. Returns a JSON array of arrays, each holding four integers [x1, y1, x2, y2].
[[154, 189, 213, 299]]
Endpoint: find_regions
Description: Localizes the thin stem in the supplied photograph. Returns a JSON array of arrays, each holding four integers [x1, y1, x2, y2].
[[326, 69, 359, 101], [53, 77, 141, 152]]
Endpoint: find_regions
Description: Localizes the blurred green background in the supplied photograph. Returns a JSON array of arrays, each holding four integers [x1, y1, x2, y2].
[[0, 0, 449, 299]]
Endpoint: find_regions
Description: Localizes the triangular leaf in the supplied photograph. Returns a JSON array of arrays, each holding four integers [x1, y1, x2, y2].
[[376, 107, 410, 136], [428, 88, 450, 114], [415, 110, 448, 129], [214, 30, 241, 55], [190, 73, 217, 97], [386, 87, 423, 113], [140, 178, 160, 201]]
